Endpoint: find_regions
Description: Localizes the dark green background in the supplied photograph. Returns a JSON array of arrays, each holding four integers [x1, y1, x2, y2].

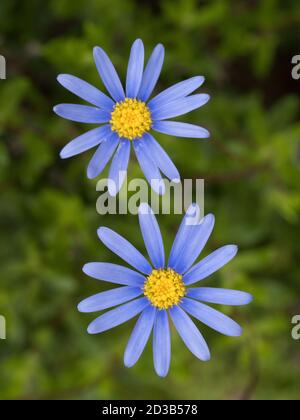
[[1, 0, 300, 400]]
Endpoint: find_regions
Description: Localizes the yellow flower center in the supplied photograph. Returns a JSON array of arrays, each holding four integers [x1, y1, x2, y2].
[[143, 268, 186, 310], [110, 98, 152, 140]]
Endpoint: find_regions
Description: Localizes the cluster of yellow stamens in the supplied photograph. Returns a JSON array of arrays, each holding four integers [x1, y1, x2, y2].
[[110, 98, 152, 140], [143, 268, 186, 310]]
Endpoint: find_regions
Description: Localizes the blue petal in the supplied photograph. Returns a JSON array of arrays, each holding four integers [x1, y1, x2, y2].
[[138, 203, 165, 269], [87, 132, 119, 179], [148, 76, 205, 109], [180, 298, 242, 337], [133, 138, 165, 195], [143, 133, 180, 182], [60, 124, 112, 159], [57, 74, 115, 111], [169, 205, 215, 274], [93, 47, 125, 102], [53, 104, 111, 123], [151, 94, 210, 120], [83, 262, 146, 286], [78, 286, 142, 313], [126, 39, 144, 98], [186, 287, 253, 306], [138, 44, 164, 102], [153, 310, 171, 377], [97, 227, 152, 274], [168, 204, 199, 268], [169, 305, 210, 361], [124, 305, 156, 367], [108, 139, 131, 196], [87, 297, 149, 334], [184, 245, 238, 285], [152, 121, 210, 138]]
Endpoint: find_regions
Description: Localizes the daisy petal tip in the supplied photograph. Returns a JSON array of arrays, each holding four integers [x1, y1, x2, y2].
[[198, 127, 211, 139], [203, 93, 211, 104], [203, 353, 211, 362], [123, 355, 135, 369], [202, 128, 210, 138], [155, 183, 166, 196], [133, 38, 143, 47], [86, 166, 97, 180], [108, 182, 118, 197], [77, 301, 85, 313], [235, 326, 243, 337], [93, 46, 105, 62], [197, 75, 205, 86], [82, 263, 91, 276], [93, 46, 101, 55], [154, 43, 165, 57], [230, 244, 239, 256], [96, 226, 106, 240], [171, 177, 181, 184], [138, 202, 152, 215], [56, 74, 67, 84], [124, 361, 133, 369], [59, 147, 70, 160], [205, 213, 215, 224], [156, 369, 169, 378], [186, 202, 199, 215], [245, 293, 254, 304], [87, 324, 97, 335]]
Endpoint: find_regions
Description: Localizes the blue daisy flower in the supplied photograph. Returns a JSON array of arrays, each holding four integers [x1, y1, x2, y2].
[[54, 39, 210, 195], [78, 203, 252, 377]]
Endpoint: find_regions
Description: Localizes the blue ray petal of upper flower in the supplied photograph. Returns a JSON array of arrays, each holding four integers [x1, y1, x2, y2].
[[133, 138, 165, 195], [83, 262, 145, 286], [148, 76, 205, 110], [180, 298, 242, 337], [78, 286, 142, 313], [138, 43, 165, 102], [169, 305, 210, 361], [108, 139, 131, 196], [143, 133, 180, 182], [124, 305, 156, 368], [138, 203, 165, 269], [151, 94, 210, 121], [87, 132, 119, 179], [60, 125, 112, 159], [186, 287, 253, 306], [153, 310, 171, 377], [126, 39, 144, 98], [184, 245, 238, 285], [93, 46, 125, 102], [57, 74, 115, 111], [53, 104, 111, 124], [87, 297, 149, 334], [152, 121, 210, 138], [97, 227, 153, 275]]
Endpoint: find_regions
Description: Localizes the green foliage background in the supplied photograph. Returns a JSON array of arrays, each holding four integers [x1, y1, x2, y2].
[[1, 0, 300, 400]]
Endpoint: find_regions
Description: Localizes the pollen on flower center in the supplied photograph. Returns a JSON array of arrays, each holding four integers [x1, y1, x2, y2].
[[110, 98, 152, 140], [143, 268, 186, 310]]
